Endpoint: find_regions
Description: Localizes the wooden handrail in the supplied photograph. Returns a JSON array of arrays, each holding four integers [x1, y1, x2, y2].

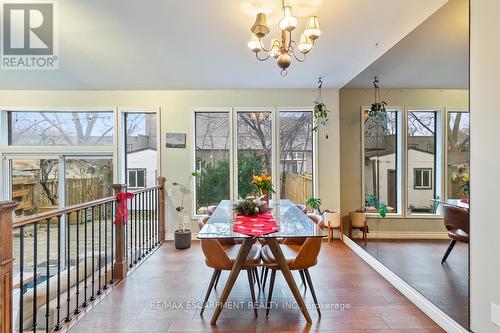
[[13, 185, 162, 229]]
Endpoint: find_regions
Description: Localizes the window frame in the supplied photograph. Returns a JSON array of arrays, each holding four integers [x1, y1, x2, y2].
[[361, 106, 403, 217], [128, 168, 147, 189], [413, 168, 433, 190], [444, 108, 469, 201], [191, 107, 318, 218]]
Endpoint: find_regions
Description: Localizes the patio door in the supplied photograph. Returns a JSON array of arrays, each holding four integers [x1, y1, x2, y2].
[[4, 155, 113, 217]]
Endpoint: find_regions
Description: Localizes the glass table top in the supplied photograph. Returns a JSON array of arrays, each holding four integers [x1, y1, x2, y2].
[[197, 199, 327, 239]]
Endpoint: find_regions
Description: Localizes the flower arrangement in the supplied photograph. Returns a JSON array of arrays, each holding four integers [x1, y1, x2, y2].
[[234, 196, 270, 216], [459, 174, 470, 198], [252, 173, 275, 197]]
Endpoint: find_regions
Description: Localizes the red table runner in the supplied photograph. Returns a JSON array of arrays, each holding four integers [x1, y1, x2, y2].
[[234, 211, 278, 236]]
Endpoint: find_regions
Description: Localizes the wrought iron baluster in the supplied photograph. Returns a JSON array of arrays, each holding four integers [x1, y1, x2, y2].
[[83, 207, 88, 307], [65, 213, 71, 322], [55, 215, 62, 330], [45, 218, 51, 332], [90, 206, 96, 301], [134, 194, 138, 264], [104, 203, 108, 289], [111, 201, 115, 284], [97, 204, 103, 295], [74, 210, 81, 314], [32, 222, 38, 332], [19, 225, 24, 332], [141, 192, 145, 258]]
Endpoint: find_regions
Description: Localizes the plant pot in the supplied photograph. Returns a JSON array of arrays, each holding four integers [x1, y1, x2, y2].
[[174, 229, 192, 249], [349, 211, 366, 228]]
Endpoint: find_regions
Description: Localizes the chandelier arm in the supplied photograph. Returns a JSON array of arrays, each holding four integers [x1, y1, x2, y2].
[[255, 51, 271, 61], [289, 41, 306, 62]]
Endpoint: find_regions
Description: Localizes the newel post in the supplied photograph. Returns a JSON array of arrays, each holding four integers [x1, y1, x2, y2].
[[112, 184, 128, 281], [0, 201, 18, 333], [157, 177, 166, 243]]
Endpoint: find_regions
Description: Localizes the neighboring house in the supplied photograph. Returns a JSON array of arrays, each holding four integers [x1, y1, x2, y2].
[[365, 148, 436, 212], [126, 148, 158, 189]]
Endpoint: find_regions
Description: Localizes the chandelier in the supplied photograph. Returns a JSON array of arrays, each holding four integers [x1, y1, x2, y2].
[[247, 0, 321, 76]]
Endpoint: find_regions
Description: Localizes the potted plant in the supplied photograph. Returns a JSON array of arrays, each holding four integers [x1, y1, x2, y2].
[[234, 196, 270, 216], [172, 171, 198, 249], [305, 197, 340, 231], [312, 77, 330, 138]]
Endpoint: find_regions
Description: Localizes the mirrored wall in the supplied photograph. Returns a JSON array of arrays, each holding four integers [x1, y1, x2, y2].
[[340, 0, 469, 329]]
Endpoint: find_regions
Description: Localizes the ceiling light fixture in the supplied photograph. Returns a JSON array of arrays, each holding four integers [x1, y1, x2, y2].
[[248, 0, 321, 76]]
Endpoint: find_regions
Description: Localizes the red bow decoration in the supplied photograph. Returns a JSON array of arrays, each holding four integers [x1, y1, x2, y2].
[[114, 192, 135, 225]]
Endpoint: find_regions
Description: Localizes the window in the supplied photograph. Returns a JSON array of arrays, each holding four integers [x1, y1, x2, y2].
[[414, 168, 432, 189], [8, 111, 114, 145], [363, 109, 399, 213], [194, 112, 230, 214], [447, 111, 469, 200], [66, 158, 114, 204], [279, 111, 314, 204], [128, 169, 146, 189], [192, 108, 317, 216], [125, 112, 157, 189], [236, 111, 273, 198], [407, 110, 438, 214]]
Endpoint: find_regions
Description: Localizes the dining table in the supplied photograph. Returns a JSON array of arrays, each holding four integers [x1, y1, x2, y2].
[[197, 199, 326, 325]]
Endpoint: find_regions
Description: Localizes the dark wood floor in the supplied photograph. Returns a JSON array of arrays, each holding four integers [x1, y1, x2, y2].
[[68, 240, 443, 333], [354, 239, 468, 329]]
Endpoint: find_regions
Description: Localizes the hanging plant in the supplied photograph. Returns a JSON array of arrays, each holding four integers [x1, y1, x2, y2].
[[313, 77, 330, 138], [366, 78, 389, 139]]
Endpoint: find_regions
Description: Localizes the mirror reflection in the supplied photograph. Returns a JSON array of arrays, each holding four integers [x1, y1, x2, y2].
[[340, 0, 469, 329]]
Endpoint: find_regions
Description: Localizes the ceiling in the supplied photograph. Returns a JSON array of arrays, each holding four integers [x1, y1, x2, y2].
[[0, 0, 449, 90], [344, 0, 469, 89]]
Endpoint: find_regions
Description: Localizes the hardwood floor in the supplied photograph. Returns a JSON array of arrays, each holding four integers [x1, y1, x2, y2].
[[354, 239, 469, 329], [68, 240, 443, 333]]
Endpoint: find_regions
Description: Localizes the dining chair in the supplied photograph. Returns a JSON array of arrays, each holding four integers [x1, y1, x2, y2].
[[261, 237, 323, 317], [199, 239, 261, 316], [441, 205, 469, 264], [296, 204, 308, 213], [206, 205, 218, 215], [261, 214, 324, 293]]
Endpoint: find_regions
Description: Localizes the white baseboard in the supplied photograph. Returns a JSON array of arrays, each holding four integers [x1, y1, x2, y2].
[[342, 236, 469, 333], [350, 230, 449, 240]]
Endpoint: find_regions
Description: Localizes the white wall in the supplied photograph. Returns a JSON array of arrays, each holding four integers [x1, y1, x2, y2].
[[0, 89, 340, 235], [470, 1, 500, 332]]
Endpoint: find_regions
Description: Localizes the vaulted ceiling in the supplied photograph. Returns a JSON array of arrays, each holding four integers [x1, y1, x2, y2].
[[0, 0, 449, 90]]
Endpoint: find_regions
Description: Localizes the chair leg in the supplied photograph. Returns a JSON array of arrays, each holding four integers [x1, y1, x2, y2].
[[349, 224, 352, 238], [214, 269, 221, 289], [201, 269, 219, 315], [247, 270, 258, 317], [441, 239, 457, 264], [260, 266, 265, 283], [304, 269, 321, 317], [266, 269, 277, 317], [340, 223, 344, 240], [254, 268, 261, 290], [298, 269, 306, 289], [262, 267, 269, 290]]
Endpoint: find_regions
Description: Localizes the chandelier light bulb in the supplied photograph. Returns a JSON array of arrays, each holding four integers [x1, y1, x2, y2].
[[304, 16, 321, 40], [278, 6, 298, 31], [247, 34, 262, 53], [298, 34, 313, 54], [270, 39, 281, 58]]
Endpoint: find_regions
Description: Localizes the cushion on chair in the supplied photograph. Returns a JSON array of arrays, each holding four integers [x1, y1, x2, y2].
[[448, 229, 469, 243], [261, 244, 302, 266], [225, 244, 261, 266]]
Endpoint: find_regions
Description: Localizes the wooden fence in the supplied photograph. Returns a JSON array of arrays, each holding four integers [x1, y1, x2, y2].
[[12, 178, 106, 216], [282, 173, 313, 204]]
